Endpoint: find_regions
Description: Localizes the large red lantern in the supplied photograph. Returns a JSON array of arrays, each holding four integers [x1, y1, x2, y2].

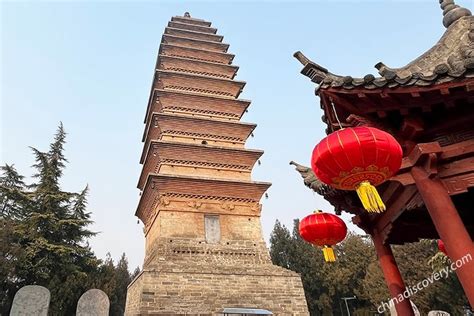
[[299, 210, 347, 262], [311, 126, 403, 213], [438, 239, 447, 256]]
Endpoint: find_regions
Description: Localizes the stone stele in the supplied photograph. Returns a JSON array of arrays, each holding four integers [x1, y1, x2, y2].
[[428, 311, 450, 316], [76, 289, 110, 316], [389, 301, 420, 316], [9, 285, 50, 316]]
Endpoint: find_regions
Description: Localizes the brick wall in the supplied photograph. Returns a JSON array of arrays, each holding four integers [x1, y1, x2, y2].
[[126, 268, 309, 315]]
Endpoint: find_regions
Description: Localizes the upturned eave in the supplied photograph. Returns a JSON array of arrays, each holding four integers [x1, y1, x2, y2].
[[136, 174, 271, 220], [138, 140, 264, 189]]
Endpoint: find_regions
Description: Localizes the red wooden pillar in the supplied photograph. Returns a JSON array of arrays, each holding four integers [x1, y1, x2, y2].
[[372, 232, 415, 315], [411, 165, 474, 307]]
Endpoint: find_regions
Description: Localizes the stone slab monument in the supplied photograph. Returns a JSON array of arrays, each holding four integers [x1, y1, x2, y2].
[[389, 301, 420, 316], [428, 311, 450, 316], [76, 289, 109, 316], [125, 12, 308, 316], [9, 285, 50, 316]]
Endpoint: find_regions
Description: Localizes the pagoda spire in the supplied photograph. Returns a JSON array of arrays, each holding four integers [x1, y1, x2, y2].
[[439, 0, 471, 28]]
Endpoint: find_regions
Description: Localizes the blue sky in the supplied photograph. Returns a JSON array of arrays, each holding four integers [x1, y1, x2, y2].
[[2, 0, 468, 269]]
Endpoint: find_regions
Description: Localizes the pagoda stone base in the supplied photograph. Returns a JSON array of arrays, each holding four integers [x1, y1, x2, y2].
[[125, 265, 308, 315]]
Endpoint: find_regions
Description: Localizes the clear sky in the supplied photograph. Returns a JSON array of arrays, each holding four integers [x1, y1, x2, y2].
[[2, 0, 469, 269]]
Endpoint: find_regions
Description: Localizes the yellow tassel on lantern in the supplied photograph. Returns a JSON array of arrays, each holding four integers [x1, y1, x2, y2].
[[322, 245, 336, 262], [356, 181, 386, 213]]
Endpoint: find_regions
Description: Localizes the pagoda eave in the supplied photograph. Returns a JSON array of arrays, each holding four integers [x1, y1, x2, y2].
[[168, 21, 217, 34], [138, 140, 264, 189], [171, 16, 212, 27], [158, 54, 239, 80], [141, 113, 257, 162], [159, 44, 235, 65], [144, 47, 238, 124], [153, 70, 246, 100], [136, 173, 271, 219], [143, 89, 250, 125], [142, 112, 257, 143], [165, 27, 224, 42], [162, 34, 229, 53]]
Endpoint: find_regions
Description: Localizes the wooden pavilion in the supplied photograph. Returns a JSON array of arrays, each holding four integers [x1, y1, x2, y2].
[[293, 1, 474, 314]]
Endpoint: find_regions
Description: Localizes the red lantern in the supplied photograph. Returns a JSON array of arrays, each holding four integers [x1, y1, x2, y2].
[[311, 127, 403, 213], [299, 210, 347, 262], [438, 239, 447, 256]]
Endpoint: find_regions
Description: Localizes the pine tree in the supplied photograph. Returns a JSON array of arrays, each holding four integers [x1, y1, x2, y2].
[[268, 219, 470, 314], [287, 219, 331, 314], [0, 164, 29, 312], [131, 266, 141, 280], [0, 124, 100, 314], [112, 253, 132, 315], [86, 252, 136, 315], [269, 220, 293, 269], [0, 164, 27, 219]]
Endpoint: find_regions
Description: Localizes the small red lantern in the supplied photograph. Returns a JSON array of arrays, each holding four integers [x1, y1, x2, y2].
[[312, 126, 403, 213], [299, 210, 347, 262], [438, 239, 447, 256]]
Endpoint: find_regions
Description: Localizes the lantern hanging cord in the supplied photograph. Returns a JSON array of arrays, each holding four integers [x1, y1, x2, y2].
[[329, 97, 343, 130]]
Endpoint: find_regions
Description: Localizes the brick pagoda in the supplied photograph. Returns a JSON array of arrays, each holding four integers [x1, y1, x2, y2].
[[125, 13, 308, 315]]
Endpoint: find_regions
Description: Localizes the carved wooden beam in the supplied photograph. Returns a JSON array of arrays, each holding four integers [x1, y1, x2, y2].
[[372, 139, 474, 242], [375, 185, 419, 243], [324, 92, 363, 115], [324, 80, 473, 119], [400, 117, 424, 140]]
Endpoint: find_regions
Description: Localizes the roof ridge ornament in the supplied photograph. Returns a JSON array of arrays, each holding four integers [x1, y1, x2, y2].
[[293, 51, 331, 84], [184, 12, 191, 18], [375, 62, 397, 79], [439, 0, 471, 28], [293, 51, 311, 66]]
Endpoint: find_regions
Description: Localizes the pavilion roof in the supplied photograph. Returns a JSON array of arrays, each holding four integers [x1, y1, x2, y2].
[[295, 1, 473, 91]]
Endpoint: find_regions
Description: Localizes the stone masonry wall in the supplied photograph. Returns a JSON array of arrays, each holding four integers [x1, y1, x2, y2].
[[125, 269, 309, 315]]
